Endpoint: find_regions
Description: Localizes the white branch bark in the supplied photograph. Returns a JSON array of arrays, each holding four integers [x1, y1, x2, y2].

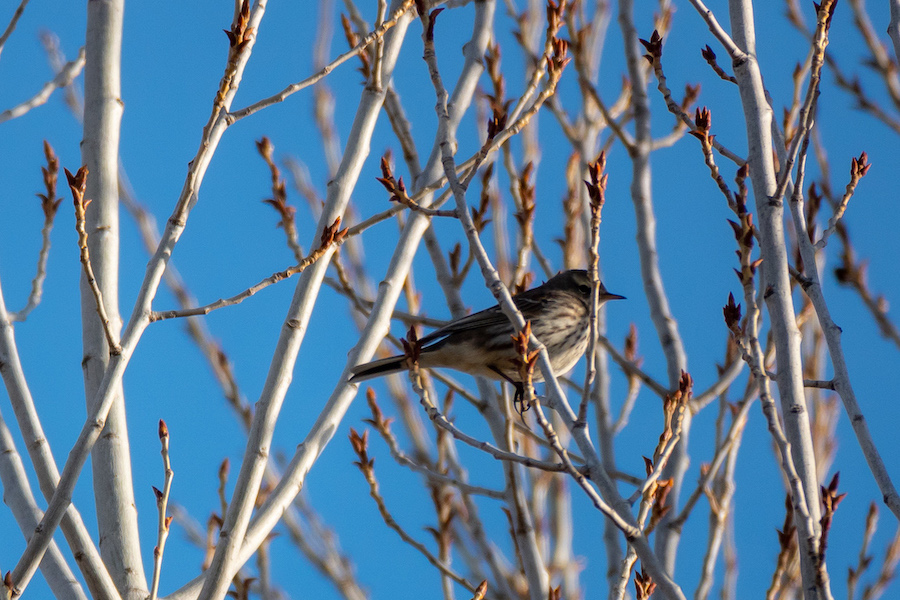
[[0, 415, 88, 600], [727, 1, 828, 597], [617, 0, 690, 572], [194, 3, 418, 599], [10, 0, 269, 590], [0, 279, 121, 600], [81, 0, 147, 597]]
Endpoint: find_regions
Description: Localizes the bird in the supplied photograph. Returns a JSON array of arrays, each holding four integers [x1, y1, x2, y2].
[[349, 270, 624, 386]]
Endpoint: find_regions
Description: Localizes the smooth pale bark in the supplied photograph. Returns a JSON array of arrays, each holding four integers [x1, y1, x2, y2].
[[0, 411, 88, 600], [728, 1, 827, 598], [81, 0, 148, 598], [195, 3, 417, 599], [617, 0, 689, 572], [0, 279, 121, 600], [13, 0, 266, 590]]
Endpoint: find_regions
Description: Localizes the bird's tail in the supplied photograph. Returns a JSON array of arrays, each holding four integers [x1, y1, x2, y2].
[[349, 355, 408, 382]]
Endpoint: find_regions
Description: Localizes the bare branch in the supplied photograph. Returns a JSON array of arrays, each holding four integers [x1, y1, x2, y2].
[[149, 421, 174, 600], [0, 47, 85, 123], [66, 166, 122, 355]]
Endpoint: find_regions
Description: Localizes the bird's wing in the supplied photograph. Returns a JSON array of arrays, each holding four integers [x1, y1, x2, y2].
[[417, 293, 545, 346]]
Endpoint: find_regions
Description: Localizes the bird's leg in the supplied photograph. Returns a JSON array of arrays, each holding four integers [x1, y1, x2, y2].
[[488, 365, 530, 416], [512, 384, 529, 416]]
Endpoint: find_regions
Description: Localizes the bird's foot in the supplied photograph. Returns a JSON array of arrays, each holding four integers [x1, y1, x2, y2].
[[513, 383, 531, 416]]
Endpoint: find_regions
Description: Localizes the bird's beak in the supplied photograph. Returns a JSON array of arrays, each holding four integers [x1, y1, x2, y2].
[[602, 292, 626, 301]]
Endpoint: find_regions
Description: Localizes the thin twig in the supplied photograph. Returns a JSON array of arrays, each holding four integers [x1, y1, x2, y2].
[[10, 0, 267, 589], [150, 218, 347, 322], [641, 32, 745, 166], [66, 167, 122, 354], [0, 47, 85, 124], [579, 154, 607, 425], [413, 382, 577, 474], [349, 429, 483, 595], [670, 386, 755, 530], [0, 0, 30, 58], [256, 137, 304, 262], [628, 376, 690, 505], [815, 152, 870, 250], [149, 421, 174, 600], [598, 334, 669, 398], [364, 389, 507, 499], [227, 0, 416, 122], [12, 141, 63, 322]]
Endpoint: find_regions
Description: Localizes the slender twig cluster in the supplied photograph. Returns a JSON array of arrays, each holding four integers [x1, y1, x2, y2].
[[149, 420, 174, 600], [377, 156, 457, 217], [12, 141, 62, 322], [5, 0, 900, 599], [579, 152, 607, 423], [149, 217, 347, 322], [65, 166, 121, 354], [256, 136, 303, 262]]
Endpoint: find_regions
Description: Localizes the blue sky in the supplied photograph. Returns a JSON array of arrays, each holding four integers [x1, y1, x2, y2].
[[2, 1, 900, 599]]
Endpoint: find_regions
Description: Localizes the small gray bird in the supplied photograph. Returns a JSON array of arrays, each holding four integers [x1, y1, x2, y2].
[[349, 270, 624, 385]]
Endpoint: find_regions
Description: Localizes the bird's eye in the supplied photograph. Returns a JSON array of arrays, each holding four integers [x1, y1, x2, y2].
[[578, 284, 591, 295]]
